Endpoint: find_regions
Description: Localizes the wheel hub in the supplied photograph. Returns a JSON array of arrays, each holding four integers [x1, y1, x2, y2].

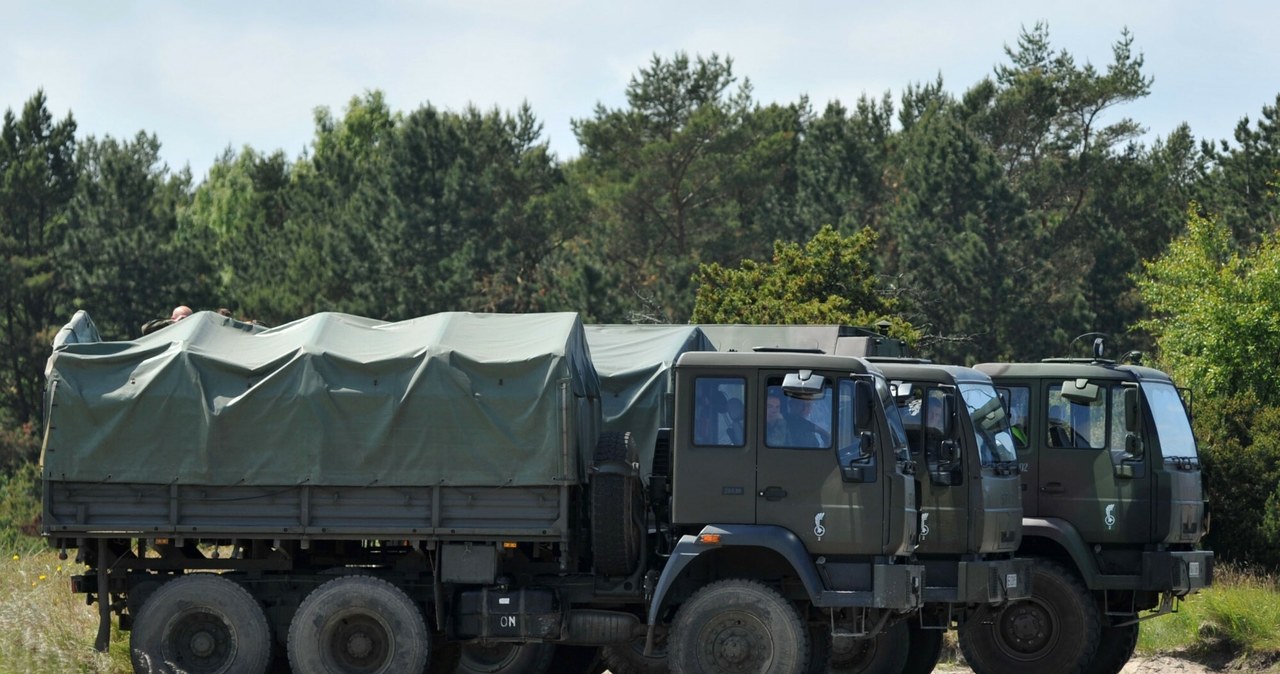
[[189, 630, 216, 658], [1000, 601, 1054, 655], [720, 634, 749, 663], [347, 632, 374, 659]]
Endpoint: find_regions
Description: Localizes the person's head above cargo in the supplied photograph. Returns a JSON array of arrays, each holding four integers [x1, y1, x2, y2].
[[171, 305, 193, 321]]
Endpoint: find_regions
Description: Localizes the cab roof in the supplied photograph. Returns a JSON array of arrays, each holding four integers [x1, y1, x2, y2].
[[975, 360, 1174, 384], [676, 350, 878, 375]]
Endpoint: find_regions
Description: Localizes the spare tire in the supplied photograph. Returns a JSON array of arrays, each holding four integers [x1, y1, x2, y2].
[[591, 431, 642, 577]]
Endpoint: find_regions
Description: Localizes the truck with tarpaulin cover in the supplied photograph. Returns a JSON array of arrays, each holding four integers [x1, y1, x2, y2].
[[41, 311, 924, 674]]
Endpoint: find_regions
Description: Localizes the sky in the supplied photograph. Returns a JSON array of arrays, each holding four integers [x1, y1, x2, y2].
[[3, 1, 1278, 181]]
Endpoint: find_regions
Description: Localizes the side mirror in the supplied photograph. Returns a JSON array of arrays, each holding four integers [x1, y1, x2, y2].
[[1123, 387, 1140, 431], [938, 395, 956, 437], [854, 380, 875, 429]]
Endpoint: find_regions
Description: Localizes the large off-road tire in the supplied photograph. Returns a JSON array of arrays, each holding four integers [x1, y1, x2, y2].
[[456, 641, 554, 674], [958, 560, 1101, 674], [130, 573, 272, 674], [601, 636, 669, 674], [829, 619, 909, 674], [287, 575, 429, 674], [1083, 622, 1139, 674], [668, 579, 808, 674], [804, 623, 832, 674], [591, 431, 642, 577], [547, 645, 606, 674], [900, 621, 944, 674]]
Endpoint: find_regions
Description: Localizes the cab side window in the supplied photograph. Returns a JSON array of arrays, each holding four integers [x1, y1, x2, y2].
[[1047, 385, 1106, 449], [997, 386, 1031, 449], [693, 377, 746, 447]]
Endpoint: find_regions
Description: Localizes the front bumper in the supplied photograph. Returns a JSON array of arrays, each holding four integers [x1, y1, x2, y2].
[[922, 557, 1034, 606]]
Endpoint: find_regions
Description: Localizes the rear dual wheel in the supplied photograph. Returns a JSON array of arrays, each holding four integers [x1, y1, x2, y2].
[[287, 575, 431, 674], [129, 574, 272, 674]]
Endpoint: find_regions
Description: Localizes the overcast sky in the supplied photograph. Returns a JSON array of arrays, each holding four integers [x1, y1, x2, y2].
[[4, 1, 1277, 180]]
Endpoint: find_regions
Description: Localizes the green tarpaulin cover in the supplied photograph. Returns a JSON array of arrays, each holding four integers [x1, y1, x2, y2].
[[42, 311, 600, 487], [584, 325, 711, 481]]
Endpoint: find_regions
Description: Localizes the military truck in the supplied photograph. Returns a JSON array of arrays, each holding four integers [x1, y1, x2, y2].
[[959, 350, 1214, 674], [42, 311, 923, 674], [868, 360, 1032, 674]]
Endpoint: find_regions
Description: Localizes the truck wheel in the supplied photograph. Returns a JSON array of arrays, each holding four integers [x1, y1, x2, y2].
[[592, 431, 642, 577], [287, 575, 429, 674], [958, 560, 1100, 674], [803, 623, 831, 674], [601, 637, 669, 674], [129, 574, 271, 674], [668, 579, 808, 674], [456, 642, 554, 674], [1083, 622, 1139, 674], [900, 622, 944, 674], [547, 645, 605, 674], [829, 619, 909, 674]]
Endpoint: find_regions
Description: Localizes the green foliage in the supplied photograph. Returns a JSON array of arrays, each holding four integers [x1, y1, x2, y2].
[[691, 225, 919, 341], [1137, 204, 1280, 404], [0, 460, 41, 551], [0, 91, 77, 427], [572, 52, 800, 321]]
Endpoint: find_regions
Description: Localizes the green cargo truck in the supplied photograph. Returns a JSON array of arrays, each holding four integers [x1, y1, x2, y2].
[[41, 312, 923, 674], [961, 351, 1214, 674]]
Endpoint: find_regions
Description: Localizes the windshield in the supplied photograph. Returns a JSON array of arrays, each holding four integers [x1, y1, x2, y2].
[[1142, 382, 1199, 459], [960, 383, 1018, 464], [875, 374, 910, 454]]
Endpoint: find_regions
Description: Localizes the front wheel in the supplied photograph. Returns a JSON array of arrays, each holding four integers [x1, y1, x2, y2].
[[129, 574, 272, 674], [1083, 622, 1139, 674], [958, 560, 1101, 674], [829, 619, 909, 674], [668, 579, 808, 674], [900, 621, 944, 674]]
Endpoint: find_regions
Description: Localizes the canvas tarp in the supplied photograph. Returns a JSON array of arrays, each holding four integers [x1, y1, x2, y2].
[[584, 325, 711, 481], [42, 311, 600, 487]]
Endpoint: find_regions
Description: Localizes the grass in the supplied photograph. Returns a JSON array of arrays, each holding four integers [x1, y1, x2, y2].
[[1138, 562, 1280, 660], [0, 539, 130, 674]]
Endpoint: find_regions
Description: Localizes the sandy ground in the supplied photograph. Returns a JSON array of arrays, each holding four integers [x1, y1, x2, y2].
[[934, 654, 1237, 674]]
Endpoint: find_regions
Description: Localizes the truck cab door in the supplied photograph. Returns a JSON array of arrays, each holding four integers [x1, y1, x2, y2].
[[896, 384, 965, 553], [754, 373, 884, 556], [1037, 380, 1151, 544]]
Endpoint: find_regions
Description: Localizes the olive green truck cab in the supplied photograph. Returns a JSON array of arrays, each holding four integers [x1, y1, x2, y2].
[[870, 360, 1033, 674], [43, 314, 923, 674], [958, 356, 1214, 674]]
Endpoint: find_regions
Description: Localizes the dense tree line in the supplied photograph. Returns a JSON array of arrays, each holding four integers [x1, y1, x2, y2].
[[2, 26, 1279, 562]]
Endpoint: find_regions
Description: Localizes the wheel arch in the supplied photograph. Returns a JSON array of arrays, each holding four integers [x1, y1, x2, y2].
[[1019, 517, 1101, 588], [646, 524, 825, 627]]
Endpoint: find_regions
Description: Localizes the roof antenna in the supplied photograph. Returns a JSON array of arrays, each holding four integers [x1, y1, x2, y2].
[[1069, 332, 1109, 360]]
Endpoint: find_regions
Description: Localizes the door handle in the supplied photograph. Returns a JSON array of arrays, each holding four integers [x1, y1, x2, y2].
[[1042, 482, 1065, 494], [759, 486, 788, 501]]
